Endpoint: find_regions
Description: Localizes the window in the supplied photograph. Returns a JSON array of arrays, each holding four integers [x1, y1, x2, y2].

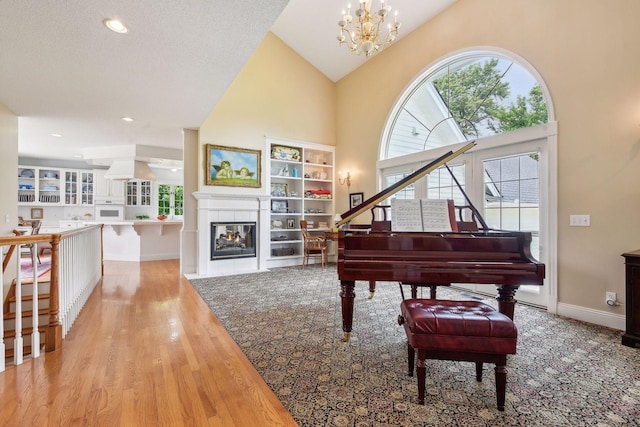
[[383, 51, 548, 159], [383, 172, 415, 200], [378, 49, 555, 308], [427, 164, 466, 205], [157, 184, 183, 218], [483, 153, 540, 258]]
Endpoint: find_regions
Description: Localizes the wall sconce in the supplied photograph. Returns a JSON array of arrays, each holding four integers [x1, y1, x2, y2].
[[338, 170, 351, 189]]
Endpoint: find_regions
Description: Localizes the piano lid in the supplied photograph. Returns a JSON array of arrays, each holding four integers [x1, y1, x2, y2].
[[337, 141, 476, 227]]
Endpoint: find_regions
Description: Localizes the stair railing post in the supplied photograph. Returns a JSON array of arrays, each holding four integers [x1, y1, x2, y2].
[[45, 236, 62, 352], [30, 243, 40, 358]]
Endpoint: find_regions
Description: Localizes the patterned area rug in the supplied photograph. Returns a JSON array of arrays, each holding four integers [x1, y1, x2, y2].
[[20, 256, 51, 278], [190, 265, 640, 427]]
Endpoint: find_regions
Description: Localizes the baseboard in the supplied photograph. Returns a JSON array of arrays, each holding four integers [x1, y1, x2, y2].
[[556, 302, 625, 331], [139, 253, 180, 262]]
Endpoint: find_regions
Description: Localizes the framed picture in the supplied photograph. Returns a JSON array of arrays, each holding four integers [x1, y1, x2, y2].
[[31, 207, 43, 219], [271, 200, 288, 213], [271, 145, 301, 162], [206, 144, 261, 188], [271, 182, 288, 197], [287, 218, 295, 229], [350, 192, 364, 209]]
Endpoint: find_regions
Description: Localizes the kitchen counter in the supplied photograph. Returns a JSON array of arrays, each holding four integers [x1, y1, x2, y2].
[[66, 220, 182, 261]]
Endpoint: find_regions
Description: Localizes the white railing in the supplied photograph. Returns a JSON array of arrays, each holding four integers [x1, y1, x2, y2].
[[0, 225, 103, 371], [57, 226, 103, 338]]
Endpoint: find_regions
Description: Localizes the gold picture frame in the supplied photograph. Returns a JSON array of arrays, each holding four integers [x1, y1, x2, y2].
[[206, 144, 261, 188]]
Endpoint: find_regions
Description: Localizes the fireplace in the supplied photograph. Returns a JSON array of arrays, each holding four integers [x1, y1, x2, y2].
[[211, 222, 256, 260]]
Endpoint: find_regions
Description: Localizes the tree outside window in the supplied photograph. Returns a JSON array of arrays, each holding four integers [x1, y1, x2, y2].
[[157, 184, 183, 217]]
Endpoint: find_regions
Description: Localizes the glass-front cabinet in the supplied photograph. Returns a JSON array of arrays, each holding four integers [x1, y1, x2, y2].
[[19, 166, 94, 206], [126, 180, 152, 206], [64, 171, 79, 205], [267, 139, 335, 268], [81, 171, 94, 205]]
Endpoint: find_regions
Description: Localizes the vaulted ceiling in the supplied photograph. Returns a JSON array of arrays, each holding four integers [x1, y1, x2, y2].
[[0, 0, 456, 163]]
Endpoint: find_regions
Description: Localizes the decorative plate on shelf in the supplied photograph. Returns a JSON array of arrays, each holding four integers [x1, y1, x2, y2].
[[20, 169, 34, 178]]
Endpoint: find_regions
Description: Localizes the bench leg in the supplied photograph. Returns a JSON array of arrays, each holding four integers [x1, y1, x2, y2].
[[494, 364, 507, 411], [407, 343, 415, 376], [416, 349, 427, 405]]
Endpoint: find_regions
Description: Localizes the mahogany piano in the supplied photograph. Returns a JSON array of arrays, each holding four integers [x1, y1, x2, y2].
[[336, 142, 545, 341]]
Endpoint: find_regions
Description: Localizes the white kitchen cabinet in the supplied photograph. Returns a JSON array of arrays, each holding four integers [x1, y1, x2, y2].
[[63, 170, 79, 205], [18, 166, 37, 204], [18, 166, 62, 206], [61, 169, 94, 206], [19, 166, 95, 206], [80, 171, 94, 205], [94, 169, 125, 204], [126, 180, 152, 206]]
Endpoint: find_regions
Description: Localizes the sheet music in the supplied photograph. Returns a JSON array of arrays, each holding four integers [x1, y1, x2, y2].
[[391, 199, 453, 232], [391, 199, 424, 231], [420, 199, 453, 232]]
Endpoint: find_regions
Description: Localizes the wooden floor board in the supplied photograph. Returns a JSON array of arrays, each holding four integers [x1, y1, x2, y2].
[[0, 260, 298, 426]]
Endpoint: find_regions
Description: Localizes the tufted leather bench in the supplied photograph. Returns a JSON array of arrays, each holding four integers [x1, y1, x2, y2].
[[398, 299, 518, 411]]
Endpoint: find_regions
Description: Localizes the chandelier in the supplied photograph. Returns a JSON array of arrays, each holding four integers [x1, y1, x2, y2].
[[337, 0, 401, 57]]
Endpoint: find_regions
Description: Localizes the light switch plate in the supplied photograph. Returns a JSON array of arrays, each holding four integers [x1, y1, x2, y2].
[[569, 214, 590, 226]]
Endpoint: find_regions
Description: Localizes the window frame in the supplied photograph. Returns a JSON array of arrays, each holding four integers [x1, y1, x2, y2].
[[156, 182, 184, 219]]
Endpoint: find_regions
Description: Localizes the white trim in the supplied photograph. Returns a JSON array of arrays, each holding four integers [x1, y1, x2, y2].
[[379, 46, 556, 161], [557, 303, 625, 331]]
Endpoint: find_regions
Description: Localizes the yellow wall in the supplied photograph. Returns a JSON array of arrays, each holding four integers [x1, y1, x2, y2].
[[0, 100, 18, 296], [199, 32, 336, 195], [336, 0, 640, 311], [0, 100, 18, 237], [197, 0, 640, 316]]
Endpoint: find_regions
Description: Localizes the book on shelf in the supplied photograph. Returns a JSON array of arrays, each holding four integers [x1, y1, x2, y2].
[[390, 199, 458, 232]]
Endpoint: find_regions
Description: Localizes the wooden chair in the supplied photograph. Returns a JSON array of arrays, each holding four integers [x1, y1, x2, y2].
[[24, 219, 42, 264], [300, 220, 327, 268]]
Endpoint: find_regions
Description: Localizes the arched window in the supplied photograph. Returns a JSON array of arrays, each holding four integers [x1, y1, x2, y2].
[[378, 49, 556, 309], [383, 51, 548, 160]]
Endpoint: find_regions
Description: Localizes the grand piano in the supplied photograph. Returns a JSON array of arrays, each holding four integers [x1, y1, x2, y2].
[[336, 142, 545, 341]]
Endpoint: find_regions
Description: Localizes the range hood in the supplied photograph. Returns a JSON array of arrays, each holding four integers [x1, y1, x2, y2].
[[104, 160, 156, 181]]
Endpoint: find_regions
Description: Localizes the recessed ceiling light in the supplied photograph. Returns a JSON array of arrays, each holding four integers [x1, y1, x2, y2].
[[170, 168, 178, 172], [121, 116, 134, 122], [51, 133, 62, 138], [73, 155, 82, 158], [104, 18, 128, 34]]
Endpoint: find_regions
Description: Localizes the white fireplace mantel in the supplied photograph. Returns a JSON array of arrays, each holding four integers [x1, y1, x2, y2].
[[194, 192, 271, 277]]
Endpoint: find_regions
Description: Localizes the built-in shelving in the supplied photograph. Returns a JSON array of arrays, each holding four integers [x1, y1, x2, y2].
[[266, 138, 335, 267], [19, 166, 94, 206]]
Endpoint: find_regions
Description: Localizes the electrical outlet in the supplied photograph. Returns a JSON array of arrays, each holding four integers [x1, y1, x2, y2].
[[606, 292, 617, 306]]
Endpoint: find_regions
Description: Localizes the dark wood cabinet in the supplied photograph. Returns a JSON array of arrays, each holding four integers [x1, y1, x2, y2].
[[622, 250, 640, 348]]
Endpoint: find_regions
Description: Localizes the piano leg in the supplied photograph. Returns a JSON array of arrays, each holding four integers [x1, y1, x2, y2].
[[340, 280, 356, 342], [368, 280, 376, 299], [496, 285, 519, 320]]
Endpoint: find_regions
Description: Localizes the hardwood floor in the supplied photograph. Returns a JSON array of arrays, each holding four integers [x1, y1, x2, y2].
[[0, 260, 298, 426]]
